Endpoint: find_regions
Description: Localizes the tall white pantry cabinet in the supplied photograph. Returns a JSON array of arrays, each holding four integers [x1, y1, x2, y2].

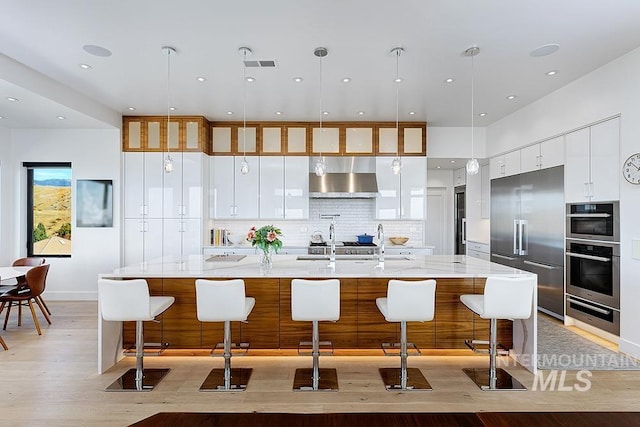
[[123, 152, 204, 266]]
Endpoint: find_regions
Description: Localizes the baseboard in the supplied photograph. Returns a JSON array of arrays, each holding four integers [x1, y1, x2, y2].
[[42, 291, 97, 301], [619, 338, 640, 360]]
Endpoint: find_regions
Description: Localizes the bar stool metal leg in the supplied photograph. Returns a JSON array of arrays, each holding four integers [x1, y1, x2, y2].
[[200, 320, 252, 391], [105, 320, 170, 392], [379, 321, 432, 391], [463, 319, 526, 391], [293, 320, 338, 391]]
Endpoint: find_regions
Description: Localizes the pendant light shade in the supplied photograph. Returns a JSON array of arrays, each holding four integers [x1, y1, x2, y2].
[[163, 46, 176, 174], [391, 47, 404, 175], [314, 47, 328, 177], [465, 46, 480, 176]]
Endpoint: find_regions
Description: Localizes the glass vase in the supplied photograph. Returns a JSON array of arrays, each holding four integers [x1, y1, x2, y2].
[[259, 246, 274, 269]]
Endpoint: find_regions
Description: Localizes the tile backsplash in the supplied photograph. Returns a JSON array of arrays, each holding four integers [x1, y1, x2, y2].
[[209, 198, 424, 247]]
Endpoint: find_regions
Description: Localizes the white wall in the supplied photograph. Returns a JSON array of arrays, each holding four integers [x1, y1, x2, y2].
[[6, 129, 121, 300], [427, 126, 487, 158], [486, 46, 640, 357], [0, 126, 12, 266]]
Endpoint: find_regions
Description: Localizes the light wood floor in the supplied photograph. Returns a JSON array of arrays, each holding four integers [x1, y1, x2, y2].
[[1, 302, 639, 427]]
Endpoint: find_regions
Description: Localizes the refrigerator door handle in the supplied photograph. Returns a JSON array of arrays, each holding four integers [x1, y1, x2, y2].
[[519, 219, 528, 256], [492, 253, 517, 261], [513, 219, 519, 255], [461, 218, 467, 245], [523, 260, 558, 270]]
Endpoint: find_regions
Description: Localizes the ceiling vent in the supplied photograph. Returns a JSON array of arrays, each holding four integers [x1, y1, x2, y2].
[[244, 60, 277, 68]]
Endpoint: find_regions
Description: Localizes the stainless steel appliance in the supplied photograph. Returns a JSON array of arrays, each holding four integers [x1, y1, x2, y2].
[[490, 166, 565, 319], [308, 157, 379, 198], [566, 294, 620, 335], [566, 201, 619, 242], [308, 241, 377, 256]]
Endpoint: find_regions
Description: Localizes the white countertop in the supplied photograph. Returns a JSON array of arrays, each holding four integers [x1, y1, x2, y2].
[[105, 254, 533, 279]]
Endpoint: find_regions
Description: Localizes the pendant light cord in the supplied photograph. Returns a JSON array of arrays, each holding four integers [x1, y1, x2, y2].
[[471, 52, 474, 159], [395, 49, 400, 159], [243, 49, 247, 160], [318, 51, 323, 160], [166, 48, 171, 157]]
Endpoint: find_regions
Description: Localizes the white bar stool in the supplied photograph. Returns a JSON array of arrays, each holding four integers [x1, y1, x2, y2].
[[291, 278, 340, 391], [98, 278, 175, 391], [376, 279, 436, 391], [195, 279, 255, 391], [460, 276, 535, 390]]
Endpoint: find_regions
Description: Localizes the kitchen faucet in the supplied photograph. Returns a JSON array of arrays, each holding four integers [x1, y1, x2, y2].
[[328, 222, 336, 269], [376, 223, 385, 269]]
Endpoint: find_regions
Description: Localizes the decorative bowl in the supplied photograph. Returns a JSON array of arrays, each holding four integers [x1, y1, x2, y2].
[[389, 236, 409, 245]]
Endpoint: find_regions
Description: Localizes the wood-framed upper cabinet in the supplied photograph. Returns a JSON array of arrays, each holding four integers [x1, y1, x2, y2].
[[375, 123, 427, 156], [286, 126, 309, 154], [311, 125, 341, 155], [260, 124, 310, 155], [210, 123, 258, 155], [123, 116, 209, 152], [344, 126, 374, 155], [235, 125, 259, 154]]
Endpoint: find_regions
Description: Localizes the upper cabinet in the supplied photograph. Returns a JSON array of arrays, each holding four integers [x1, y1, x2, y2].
[[453, 167, 466, 187], [258, 157, 309, 219], [209, 121, 426, 156], [209, 156, 260, 219], [490, 150, 521, 179], [375, 157, 426, 220], [123, 116, 209, 152], [565, 117, 620, 202], [520, 136, 564, 173]]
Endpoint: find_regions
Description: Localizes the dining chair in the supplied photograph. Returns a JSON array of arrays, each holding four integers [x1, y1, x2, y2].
[[0, 264, 51, 335], [12, 257, 49, 315]]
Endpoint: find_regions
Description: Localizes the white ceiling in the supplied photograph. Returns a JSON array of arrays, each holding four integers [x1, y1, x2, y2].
[[1, 0, 640, 131]]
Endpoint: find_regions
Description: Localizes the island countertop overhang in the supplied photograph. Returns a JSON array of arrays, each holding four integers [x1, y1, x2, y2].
[[104, 254, 536, 279]]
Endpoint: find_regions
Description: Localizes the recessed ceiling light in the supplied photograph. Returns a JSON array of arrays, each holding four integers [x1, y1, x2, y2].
[[444, 78, 454, 83], [322, 111, 329, 116], [196, 76, 207, 82], [79, 63, 92, 70], [128, 107, 136, 111], [275, 111, 283, 115], [56, 116, 66, 120], [0, 116, 4, 119], [226, 111, 234, 115], [293, 77, 303, 83], [450, 160, 456, 163], [546, 70, 558, 76], [530, 44, 560, 57], [478, 112, 487, 117], [506, 95, 517, 100], [394, 77, 403, 83], [6, 97, 19, 102], [246, 76, 256, 82], [436, 166, 441, 169], [408, 111, 416, 115], [169, 107, 176, 111], [357, 111, 365, 115], [82, 44, 112, 57], [342, 77, 351, 83]]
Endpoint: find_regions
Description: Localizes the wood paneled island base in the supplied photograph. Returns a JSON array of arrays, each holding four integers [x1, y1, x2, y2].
[[122, 277, 512, 351]]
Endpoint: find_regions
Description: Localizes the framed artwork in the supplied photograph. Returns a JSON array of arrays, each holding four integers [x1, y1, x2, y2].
[[76, 179, 113, 227]]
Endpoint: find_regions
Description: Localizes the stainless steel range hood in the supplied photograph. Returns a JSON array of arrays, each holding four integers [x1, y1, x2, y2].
[[308, 157, 379, 198]]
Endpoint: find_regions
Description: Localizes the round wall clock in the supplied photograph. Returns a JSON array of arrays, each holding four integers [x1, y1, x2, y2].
[[623, 153, 640, 184]]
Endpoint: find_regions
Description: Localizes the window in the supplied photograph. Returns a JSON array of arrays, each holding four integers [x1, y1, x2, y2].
[[25, 163, 72, 257]]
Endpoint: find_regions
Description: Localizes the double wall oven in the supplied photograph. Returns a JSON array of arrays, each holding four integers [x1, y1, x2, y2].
[[565, 201, 620, 335]]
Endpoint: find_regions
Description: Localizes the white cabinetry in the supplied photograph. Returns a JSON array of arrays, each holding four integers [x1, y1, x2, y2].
[[520, 136, 564, 173], [466, 241, 490, 261], [490, 150, 520, 179], [481, 164, 490, 219], [123, 152, 204, 265], [385, 246, 434, 256], [453, 167, 466, 186], [258, 156, 309, 219], [375, 157, 426, 220], [565, 118, 619, 202], [210, 156, 259, 219]]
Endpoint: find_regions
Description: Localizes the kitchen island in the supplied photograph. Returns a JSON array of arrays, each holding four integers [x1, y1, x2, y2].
[[98, 255, 537, 374]]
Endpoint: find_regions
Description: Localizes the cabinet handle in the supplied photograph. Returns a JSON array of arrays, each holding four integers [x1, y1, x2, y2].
[[179, 205, 186, 216], [179, 221, 186, 233], [583, 183, 589, 199], [539, 154, 543, 168], [567, 297, 611, 315], [535, 155, 540, 168], [589, 182, 594, 198], [141, 205, 149, 216], [141, 221, 148, 233]]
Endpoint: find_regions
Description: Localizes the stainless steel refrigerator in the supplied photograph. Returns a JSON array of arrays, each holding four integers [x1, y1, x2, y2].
[[490, 165, 565, 319]]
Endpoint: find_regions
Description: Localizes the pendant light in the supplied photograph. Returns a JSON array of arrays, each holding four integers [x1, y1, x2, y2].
[[314, 47, 328, 177], [465, 46, 480, 175], [239, 47, 252, 175], [162, 46, 176, 174], [391, 47, 404, 175]]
